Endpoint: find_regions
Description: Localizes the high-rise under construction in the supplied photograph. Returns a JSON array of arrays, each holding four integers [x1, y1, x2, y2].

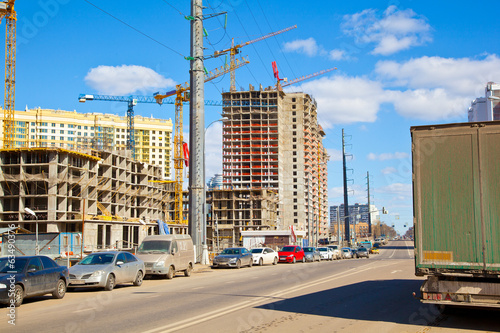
[[221, 86, 329, 240]]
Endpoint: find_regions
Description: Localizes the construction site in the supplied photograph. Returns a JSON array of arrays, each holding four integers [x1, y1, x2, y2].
[[0, 1, 330, 257]]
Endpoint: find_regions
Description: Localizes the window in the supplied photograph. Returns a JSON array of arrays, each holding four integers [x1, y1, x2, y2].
[[293, 191, 297, 196], [293, 171, 297, 176], [293, 185, 297, 189], [51, 123, 56, 127], [292, 105, 296, 109], [293, 145, 296, 150], [60, 124, 64, 127], [293, 198, 297, 203], [117, 253, 126, 263], [294, 219, 298, 224], [28, 257, 43, 271], [292, 112, 296, 116], [51, 129, 55, 134], [60, 137, 64, 141], [60, 130, 64, 134], [292, 98, 296, 102], [293, 125, 296, 129], [294, 205, 297, 209], [293, 151, 296, 155], [294, 212, 298, 216], [293, 158, 297, 162], [31, 129, 35, 133], [69, 124, 74, 128], [31, 122, 35, 126], [84, 126, 88, 130], [293, 138, 296, 142], [293, 131, 296, 136]]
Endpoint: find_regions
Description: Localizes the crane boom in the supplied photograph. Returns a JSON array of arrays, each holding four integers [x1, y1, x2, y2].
[[0, 0, 16, 149], [78, 94, 225, 159], [212, 25, 296, 92], [281, 67, 337, 88]]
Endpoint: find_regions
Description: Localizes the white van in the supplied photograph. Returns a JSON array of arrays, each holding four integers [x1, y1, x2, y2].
[[135, 235, 194, 279]]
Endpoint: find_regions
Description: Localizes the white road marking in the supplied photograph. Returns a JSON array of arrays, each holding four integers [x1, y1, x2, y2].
[[225, 280, 235, 284], [192, 286, 204, 290], [148, 294, 161, 298], [406, 241, 413, 258], [391, 270, 402, 274], [72, 307, 96, 313], [389, 248, 396, 258], [143, 260, 401, 333]]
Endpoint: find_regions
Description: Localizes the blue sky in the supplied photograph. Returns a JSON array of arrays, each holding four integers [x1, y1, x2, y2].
[[7, 0, 500, 234]]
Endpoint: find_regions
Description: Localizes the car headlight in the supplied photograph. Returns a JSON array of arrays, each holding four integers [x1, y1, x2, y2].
[[287, 254, 294, 257], [306, 254, 312, 258], [91, 270, 105, 277], [154, 261, 165, 267], [229, 258, 237, 263], [0, 283, 7, 289]]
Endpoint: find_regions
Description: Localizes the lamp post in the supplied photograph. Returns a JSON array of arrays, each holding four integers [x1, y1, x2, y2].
[[25, 207, 38, 255]]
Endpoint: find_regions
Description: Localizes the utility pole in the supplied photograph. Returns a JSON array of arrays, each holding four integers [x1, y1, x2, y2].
[[189, 0, 208, 264], [307, 175, 312, 246], [342, 129, 350, 246], [367, 171, 372, 238]]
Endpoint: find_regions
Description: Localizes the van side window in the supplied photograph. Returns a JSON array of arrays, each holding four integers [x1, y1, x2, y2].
[[172, 241, 178, 253]]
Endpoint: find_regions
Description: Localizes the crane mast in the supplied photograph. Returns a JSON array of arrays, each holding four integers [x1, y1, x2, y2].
[[0, 0, 16, 149]]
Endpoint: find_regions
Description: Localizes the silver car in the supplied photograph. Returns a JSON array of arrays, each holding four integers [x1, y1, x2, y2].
[[69, 251, 145, 291], [212, 247, 253, 269], [303, 247, 321, 262]]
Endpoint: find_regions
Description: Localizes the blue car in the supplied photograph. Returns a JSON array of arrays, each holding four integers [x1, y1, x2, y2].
[[0, 256, 69, 307]]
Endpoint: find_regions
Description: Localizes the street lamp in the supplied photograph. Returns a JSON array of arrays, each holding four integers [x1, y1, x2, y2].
[[25, 207, 38, 255]]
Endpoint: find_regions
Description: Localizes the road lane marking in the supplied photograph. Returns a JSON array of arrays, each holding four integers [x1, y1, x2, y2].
[[72, 307, 96, 313], [389, 248, 396, 258], [192, 286, 204, 290], [148, 295, 161, 298], [391, 270, 402, 274], [143, 260, 402, 333], [406, 241, 413, 258]]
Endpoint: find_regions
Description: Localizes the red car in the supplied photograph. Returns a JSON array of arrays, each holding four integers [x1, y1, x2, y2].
[[278, 245, 305, 263]]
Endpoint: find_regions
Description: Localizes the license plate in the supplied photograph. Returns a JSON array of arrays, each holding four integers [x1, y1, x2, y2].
[[71, 280, 85, 285]]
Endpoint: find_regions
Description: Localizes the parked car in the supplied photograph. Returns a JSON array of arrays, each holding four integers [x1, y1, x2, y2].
[[251, 247, 278, 266], [342, 247, 353, 259], [356, 247, 370, 258], [135, 235, 195, 279], [0, 256, 69, 307], [327, 245, 342, 259], [350, 248, 358, 258], [303, 247, 321, 262], [212, 247, 253, 269], [317, 247, 333, 261], [69, 251, 145, 291], [278, 245, 305, 263]]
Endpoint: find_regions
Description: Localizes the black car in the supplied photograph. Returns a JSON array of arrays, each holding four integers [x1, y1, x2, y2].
[[0, 256, 69, 307]]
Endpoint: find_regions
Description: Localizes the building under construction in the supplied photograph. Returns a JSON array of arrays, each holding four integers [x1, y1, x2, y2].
[[219, 86, 329, 244], [0, 147, 186, 255]]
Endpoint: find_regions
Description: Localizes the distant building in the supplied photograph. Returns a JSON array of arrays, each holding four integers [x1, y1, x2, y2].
[[468, 82, 500, 122], [330, 203, 379, 239], [207, 174, 224, 190], [0, 107, 173, 178]]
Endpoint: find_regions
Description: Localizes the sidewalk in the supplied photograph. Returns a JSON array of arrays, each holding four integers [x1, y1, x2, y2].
[[193, 263, 212, 273]]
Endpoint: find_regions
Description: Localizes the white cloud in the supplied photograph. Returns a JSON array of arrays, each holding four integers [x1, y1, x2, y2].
[[329, 49, 348, 61], [376, 183, 412, 197], [376, 55, 500, 120], [367, 152, 409, 161], [381, 167, 397, 175], [85, 65, 175, 95], [290, 76, 390, 127], [327, 148, 343, 162], [204, 122, 223, 180], [283, 38, 319, 56], [342, 6, 432, 55]]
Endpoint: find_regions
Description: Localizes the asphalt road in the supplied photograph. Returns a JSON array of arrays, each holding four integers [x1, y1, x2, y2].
[[1, 240, 499, 333]]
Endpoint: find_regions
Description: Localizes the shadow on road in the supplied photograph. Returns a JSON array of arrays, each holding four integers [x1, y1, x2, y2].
[[255, 279, 500, 331]]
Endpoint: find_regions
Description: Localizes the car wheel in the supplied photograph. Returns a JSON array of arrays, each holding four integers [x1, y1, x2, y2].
[[133, 271, 144, 286], [292, 257, 296, 264], [184, 264, 193, 277], [273, 257, 278, 265], [259, 258, 263, 266], [302, 256, 305, 263], [236, 260, 242, 269], [105, 274, 115, 291], [166, 265, 175, 279], [248, 259, 253, 267], [52, 279, 66, 299], [12, 285, 24, 307]]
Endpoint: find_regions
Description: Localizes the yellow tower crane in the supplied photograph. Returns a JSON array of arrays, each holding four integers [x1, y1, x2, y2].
[[0, 0, 16, 149], [213, 25, 297, 92], [154, 57, 249, 225]]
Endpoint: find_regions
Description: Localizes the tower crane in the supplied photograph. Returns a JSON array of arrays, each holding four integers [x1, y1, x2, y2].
[[78, 94, 223, 159], [212, 25, 297, 92], [154, 57, 249, 225], [0, 0, 16, 149]]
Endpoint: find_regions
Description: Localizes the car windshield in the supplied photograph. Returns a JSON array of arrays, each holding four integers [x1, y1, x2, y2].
[[0, 258, 28, 273], [79, 253, 115, 265], [280, 246, 295, 252], [251, 249, 263, 254], [318, 248, 327, 252], [303, 247, 314, 252], [342, 249, 349, 252], [221, 249, 240, 255], [358, 248, 367, 252], [137, 240, 171, 254]]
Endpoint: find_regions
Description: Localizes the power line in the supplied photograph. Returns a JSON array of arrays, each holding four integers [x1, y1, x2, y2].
[[161, 0, 184, 17], [83, 0, 185, 58]]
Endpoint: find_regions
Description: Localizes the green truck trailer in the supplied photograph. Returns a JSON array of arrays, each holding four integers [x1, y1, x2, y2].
[[412, 121, 500, 309]]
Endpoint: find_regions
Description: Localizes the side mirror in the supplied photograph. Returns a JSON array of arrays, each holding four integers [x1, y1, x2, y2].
[[171, 248, 176, 255], [116, 260, 124, 265], [27, 268, 37, 273]]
